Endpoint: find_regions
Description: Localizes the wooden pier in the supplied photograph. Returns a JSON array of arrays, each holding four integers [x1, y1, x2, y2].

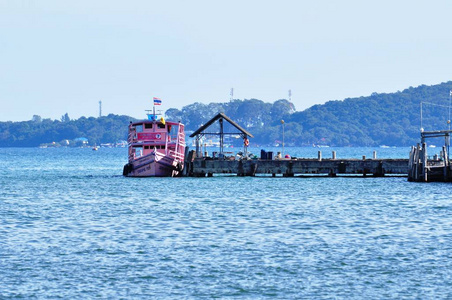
[[408, 130, 452, 182], [184, 152, 408, 177], [185, 112, 409, 178]]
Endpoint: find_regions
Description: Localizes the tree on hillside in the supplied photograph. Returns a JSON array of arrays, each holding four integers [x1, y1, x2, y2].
[[32, 115, 42, 123], [61, 113, 70, 122]]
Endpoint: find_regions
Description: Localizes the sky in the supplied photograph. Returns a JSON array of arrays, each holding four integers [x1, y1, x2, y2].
[[1, 0, 452, 121]]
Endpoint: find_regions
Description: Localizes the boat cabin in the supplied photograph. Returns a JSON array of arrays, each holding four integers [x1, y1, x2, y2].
[[128, 119, 184, 160]]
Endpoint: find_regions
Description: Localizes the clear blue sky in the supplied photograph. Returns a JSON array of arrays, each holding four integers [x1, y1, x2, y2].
[[1, 0, 452, 121]]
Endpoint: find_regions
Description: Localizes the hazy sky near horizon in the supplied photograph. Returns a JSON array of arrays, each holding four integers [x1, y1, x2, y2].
[[1, 0, 452, 121]]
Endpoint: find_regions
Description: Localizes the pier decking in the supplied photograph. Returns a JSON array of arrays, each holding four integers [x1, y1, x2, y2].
[[184, 154, 408, 177], [185, 112, 409, 178], [408, 129, 452, 182]]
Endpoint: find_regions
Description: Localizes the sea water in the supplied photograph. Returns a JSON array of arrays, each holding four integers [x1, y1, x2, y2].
[[1, 147, 452, 299]]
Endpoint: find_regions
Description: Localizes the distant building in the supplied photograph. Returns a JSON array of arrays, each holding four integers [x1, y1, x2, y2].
[[74, 137, 89, 145]]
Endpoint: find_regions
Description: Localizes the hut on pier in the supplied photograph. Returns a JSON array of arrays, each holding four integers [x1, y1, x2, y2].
[[189, 112, 253, 158]]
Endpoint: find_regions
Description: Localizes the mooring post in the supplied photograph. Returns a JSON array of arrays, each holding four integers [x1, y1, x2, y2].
[[408, 146, 414, 181], [332, 151, 336, 159], [373, 161, 384, 177], [414, 143, 420, 181], [248, 163, 258, 176], [443, 145, 448, 182], [373, 151, 377, 159], [237, 159, 245, 176], [318, 151, 322, 161], [285, 161, 294, 177], [422, 142, 427, 182]]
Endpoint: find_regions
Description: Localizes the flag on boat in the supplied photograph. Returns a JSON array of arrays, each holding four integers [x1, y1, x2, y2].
[[160, 116, 165, 125], [153, 97, 162, 105]]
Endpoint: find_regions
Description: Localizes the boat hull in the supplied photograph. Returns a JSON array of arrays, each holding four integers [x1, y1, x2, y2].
[[123, 151, 183, 177]]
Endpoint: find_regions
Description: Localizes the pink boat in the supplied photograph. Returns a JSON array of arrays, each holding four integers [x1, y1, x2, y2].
[[123, 113, 186, 177]]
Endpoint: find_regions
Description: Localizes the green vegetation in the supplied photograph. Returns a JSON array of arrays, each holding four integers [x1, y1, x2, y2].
[[0, 114, 134, 147], [2, 81, 452, 147], [287, 82, 452, 146], [168, 81, 452, 146]]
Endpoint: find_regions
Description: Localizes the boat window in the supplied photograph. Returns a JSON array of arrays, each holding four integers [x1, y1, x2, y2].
[[158, 124, 166, 129], [145, 123, 152, 129], [144, 145, 149, 149], [169, 124, 178, 141], [135, 125, 143, 133], [133, 146, 143, 158]]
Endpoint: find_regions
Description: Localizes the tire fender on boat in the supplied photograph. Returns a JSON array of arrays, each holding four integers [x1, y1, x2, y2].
[[174, 161, 183, 172], [123, 163, 134, 176]]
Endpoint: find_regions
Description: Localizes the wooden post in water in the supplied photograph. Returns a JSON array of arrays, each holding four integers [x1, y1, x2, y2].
[[414, 143, 420, 181], [421, 142, 427, 182], [332, 151, 336, 159], [443, 146, 448, 181], [318, 151, 322, 161], [408, 146, 413, 181], [195, 136, 201, 158], [373, 151, 377, 159], [237, 160, 244, 177]]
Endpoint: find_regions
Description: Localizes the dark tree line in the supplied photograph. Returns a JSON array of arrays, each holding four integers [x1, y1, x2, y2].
[[0, 114, 135, 147], [2, 81, 452, 147]]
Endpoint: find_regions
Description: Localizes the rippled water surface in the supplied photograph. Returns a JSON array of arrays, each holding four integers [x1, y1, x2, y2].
[[1, 147, 452, 299]]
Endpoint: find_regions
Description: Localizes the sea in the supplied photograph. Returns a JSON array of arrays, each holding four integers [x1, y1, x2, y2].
[[1, 146, 452, 299]]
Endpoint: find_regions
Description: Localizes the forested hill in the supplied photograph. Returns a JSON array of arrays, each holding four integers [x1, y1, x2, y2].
[[1, 81, 452, 147], [167, 81, 452, 146], [287, 81, 452, 146]]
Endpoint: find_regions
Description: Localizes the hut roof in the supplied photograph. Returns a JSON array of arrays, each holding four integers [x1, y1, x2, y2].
[[189, 112, 254, 138]]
